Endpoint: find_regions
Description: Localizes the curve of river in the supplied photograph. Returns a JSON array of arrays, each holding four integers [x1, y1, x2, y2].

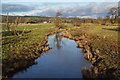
[[12, 33, 92, 78]]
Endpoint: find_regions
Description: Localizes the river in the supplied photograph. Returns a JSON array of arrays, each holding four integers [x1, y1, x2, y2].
[[12, 33, 92, 78]]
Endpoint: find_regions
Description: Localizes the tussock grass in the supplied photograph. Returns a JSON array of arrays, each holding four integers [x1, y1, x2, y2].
[[2, 23, 55, 60], [69, 23, 119, 68]]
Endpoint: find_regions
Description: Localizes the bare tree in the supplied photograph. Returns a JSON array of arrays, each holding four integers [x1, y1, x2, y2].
[[6, 13, 12, 31], [13, 17, 26, 36], [54, 12, 63, 29], [108, 7, 118, 24], [4, 13, 29, 36], [56, 12, 62, 17]]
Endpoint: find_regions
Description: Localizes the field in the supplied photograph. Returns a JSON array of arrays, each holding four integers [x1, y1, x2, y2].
[[2, 22, 120, 78], [1, 0, 120, 79], [2, 23, 56, 60], [3, 23, 119, 65], [68, 23, 119, 77]]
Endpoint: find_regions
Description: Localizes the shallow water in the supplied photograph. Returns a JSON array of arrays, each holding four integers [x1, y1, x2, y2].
[[12, 33, 92, 78]]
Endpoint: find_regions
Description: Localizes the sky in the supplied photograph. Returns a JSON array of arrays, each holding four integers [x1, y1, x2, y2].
[[1, 0, 119, 18], [2, 0, 119, 2]]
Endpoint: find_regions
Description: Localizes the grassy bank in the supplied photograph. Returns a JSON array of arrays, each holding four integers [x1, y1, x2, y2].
[[2, 23, 56, 77], [67, 23, 119, 78], [2, 23, 56, 60], [2, 23, 120, 78]]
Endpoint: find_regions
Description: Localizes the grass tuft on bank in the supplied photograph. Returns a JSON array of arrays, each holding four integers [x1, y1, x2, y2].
[[2, 23, 55, 60], [69, 23, 119, 69]]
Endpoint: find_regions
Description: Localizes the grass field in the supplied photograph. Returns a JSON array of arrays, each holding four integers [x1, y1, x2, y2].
[[69, 23, 119, 69], [2, 23, 55, 60], [2, 23, 119, 65], [2, 23, 119, 78]]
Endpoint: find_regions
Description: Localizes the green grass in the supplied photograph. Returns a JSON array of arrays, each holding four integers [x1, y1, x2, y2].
[[70, 23, 119, 43], [2, 23, 75, 60], [2, 23, 119, 67], [2, 23, 55, 60], [69, 23, 119, 68]]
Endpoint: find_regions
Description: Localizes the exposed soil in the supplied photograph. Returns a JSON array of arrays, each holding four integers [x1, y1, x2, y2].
[[2, 27, 120, 79], [61, 31, 120, 79], [2, 28, 70, 78]]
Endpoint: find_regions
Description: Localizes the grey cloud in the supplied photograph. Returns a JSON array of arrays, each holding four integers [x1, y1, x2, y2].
[[2, 3, 35, 13], [37, 2, 118, 17], [2, 2, 118, 17]]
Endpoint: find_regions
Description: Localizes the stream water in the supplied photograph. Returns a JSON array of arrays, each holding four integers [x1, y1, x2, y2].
[[12, 33, 92, 78]]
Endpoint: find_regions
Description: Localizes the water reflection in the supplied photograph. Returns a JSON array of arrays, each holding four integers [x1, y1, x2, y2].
[[12, 33, 92, 78], [54, 32, 63, 49], [82, 66, 119, 79]]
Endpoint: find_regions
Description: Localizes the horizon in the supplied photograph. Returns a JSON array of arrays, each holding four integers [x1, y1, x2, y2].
[[1, 0, 119, 18]]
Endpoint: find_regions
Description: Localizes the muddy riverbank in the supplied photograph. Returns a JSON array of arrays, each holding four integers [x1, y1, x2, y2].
[[11, 32, 92, 78], [61, 31, 120, 79], [2, 26, 119, 79], [2, 27, 78, 78]]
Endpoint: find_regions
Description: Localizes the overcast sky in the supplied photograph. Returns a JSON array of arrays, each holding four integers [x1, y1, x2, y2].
[[1, 0, 119, 18], [2, 0, 119, 2]]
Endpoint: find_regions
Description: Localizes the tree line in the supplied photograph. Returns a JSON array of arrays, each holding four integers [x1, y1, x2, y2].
[[3, 6, 120, 33], [54, 6, 119, 29]]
